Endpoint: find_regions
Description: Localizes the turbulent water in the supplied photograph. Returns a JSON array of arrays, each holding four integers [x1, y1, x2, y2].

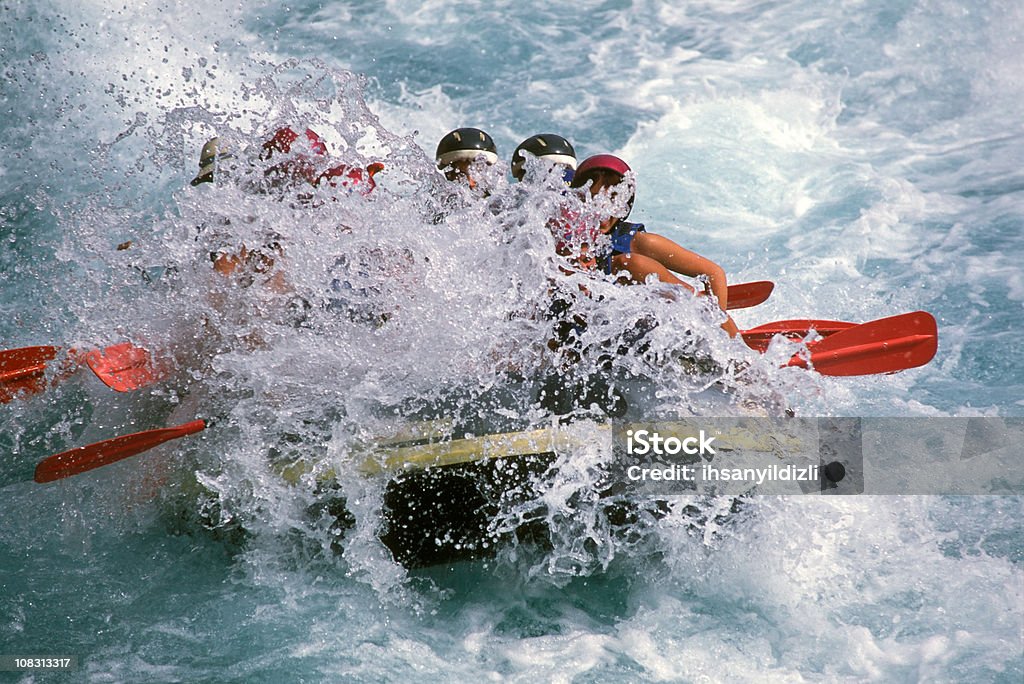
[[1, 1, 1022, 681]]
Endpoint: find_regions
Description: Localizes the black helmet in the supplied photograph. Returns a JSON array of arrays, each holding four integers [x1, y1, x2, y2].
[[510, 133, 577, 181], [435, 128, 498, 168]]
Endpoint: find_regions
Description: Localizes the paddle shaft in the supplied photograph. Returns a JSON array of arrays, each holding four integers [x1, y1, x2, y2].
[[34, 419, 207, 484]]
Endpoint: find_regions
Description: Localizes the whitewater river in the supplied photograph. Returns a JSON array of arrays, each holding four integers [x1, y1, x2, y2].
[[1, 1, 1021, 681]]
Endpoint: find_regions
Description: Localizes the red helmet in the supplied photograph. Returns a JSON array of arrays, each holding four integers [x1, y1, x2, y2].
[[570, 154, 635, 218], [570, 154, 631, 188], [261, 127, 328, 158]]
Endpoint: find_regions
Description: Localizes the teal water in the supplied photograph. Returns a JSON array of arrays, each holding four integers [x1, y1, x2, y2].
[[1, 1, 1022, 681]]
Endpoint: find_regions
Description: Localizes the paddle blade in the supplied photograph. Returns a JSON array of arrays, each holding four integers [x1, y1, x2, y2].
[[788, 311, 938, 376], [741, 319, 856, 352], [0, 346, 61, 403], [86, 342, 171, 392], [726, 281, 774, 310], [34, 419, 206, 484]]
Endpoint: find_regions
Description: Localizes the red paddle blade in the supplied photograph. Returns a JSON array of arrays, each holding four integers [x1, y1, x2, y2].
[[85, 342, 171, 392], [34, 419, 207, 484], [788, 311, 938, 376], [741, 319, 856, 352], [726, 281, 774, 310], [0, 346, 61, 403]]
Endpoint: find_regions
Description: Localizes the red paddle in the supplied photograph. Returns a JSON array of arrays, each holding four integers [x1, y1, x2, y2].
[[34, 419, 207, 484], [0, 346, 60, 403], [789, 311, 938, 376], [1, 340, 172, 401], [85, 342, 172, 392], [725, 281, 774, 310], [741, 319, 856, 352]]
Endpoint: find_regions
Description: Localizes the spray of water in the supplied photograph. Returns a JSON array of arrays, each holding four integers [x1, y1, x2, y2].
[[26, 59, 831, 591]]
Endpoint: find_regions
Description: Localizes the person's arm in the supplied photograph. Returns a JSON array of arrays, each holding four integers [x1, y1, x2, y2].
[[213, 243, 289, 289], [631, 233, 723, 292], [610, 252, 695, 293], [212, 247, 245, 276], [621, 234, 739, 337]]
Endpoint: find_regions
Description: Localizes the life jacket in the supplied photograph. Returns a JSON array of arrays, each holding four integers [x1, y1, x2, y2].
[[551, 210, 649, 274], [551, 207, 604, 270], [574, 219, 644, 275], [606, 220, 645, 256]]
